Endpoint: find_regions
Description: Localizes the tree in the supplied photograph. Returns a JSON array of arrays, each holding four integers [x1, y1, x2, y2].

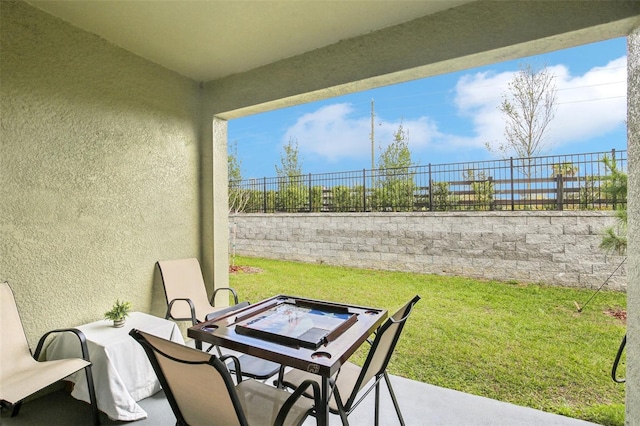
[[228, 140, 243, 183], [487, 63, 558, 205], [432, 181, 453, 211], [463, 169, 494, 211], [374, 123, 417, 211], [275, 137, 303, 178], [275, 138, 306, 211], [227, 140, 249, 268], [377, 123, 414, 171], [600, 155, 627, 255], [550, 162, 578, 178], [487, 63, 558, 160], [228, 140, 248, 214]]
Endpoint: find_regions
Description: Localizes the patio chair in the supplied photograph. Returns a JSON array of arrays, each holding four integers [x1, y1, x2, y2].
[[156, 258, 280, 380], [0, 282, 99, 425], [279, 295, 421, 426], [130, 328, 321, 426], [157, 258, 241, 326]]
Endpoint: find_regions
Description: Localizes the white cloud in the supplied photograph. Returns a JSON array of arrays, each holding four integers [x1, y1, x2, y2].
[[451, 58, 627, 154], [281, 58, 627, 164], [552, 57, 627, 143], [451, 70, 512, 151], [283, 103, 441, 164], [283, 104, 368, 163]]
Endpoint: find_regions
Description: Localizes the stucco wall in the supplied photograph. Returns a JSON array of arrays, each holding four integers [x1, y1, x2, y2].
[[626, 25, 639, 426], [0, 1, 201, 346], [232, 212, 627, 290]]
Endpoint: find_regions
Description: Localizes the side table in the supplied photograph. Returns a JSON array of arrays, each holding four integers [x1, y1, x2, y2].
[[43, 311, 184, 421]]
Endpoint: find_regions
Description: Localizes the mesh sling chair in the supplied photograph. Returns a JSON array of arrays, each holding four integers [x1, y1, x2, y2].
[[0, 282, 99, 425], [279, 295, 420, 426], [130, 329, 321, 426], [157, 258, 280, 380]]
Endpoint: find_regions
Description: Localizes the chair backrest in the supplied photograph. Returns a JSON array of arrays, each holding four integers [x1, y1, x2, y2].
[[157, 258, 213, 322], [346, 295, 421, 409], [130, 329, 248, 426], [0, 282, 35, 381]]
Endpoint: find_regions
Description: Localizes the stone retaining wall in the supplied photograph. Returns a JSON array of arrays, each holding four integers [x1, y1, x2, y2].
[[230, 211, 627, 290]]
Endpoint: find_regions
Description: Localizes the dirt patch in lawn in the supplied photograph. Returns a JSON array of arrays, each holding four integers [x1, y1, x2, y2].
[[603, 307, 627, 323], [229, 265, 264, 274]]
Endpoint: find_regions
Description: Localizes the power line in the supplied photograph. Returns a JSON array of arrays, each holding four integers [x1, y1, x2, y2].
[[358, 81, 626, 111], [230, 77, 627, 136], [365, 94, 626, 122], [363, 77, 626, 105], [557, 95, 625, 106]]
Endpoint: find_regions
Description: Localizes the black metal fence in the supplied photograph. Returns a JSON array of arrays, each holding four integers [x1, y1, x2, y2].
[[229, 149, 627, 213]]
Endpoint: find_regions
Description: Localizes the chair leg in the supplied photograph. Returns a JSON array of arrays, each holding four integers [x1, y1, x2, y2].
[[84, 365, 101, 425], [374, 381, 380, 426], [333, 389, 349, 426], [275, 365, 286, 388], [338, 409, 349, 426], [383, 372, 405, 426]]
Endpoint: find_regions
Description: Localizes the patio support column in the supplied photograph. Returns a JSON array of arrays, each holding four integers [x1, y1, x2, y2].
[[201, 116, 230, 304], [627, 24, 640, 426]]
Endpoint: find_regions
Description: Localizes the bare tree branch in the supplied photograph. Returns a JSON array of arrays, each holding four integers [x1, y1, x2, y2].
[[487, 62, 558, 166]]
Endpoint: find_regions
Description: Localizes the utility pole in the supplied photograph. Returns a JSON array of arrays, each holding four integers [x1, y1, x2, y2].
[[370, 98, 375, 170], [370, 98, 375, 189]]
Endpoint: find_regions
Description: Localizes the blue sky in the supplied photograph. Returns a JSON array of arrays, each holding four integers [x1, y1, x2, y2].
[[229, 37, 627, 180]]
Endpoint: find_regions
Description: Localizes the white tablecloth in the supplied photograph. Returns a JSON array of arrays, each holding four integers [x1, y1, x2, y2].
[[43, 312, 184, 421]]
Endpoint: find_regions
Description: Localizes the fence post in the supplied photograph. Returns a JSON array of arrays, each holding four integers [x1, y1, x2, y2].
[[556, 174, 564, 211], [611, 148, 617, 210], [510, 157, 515, 211], [308, 173, 312, 212], [362, 169, 367, 212], [489, 176, 495, 211], [428, 163, 433, 212], [262, 177, 267, 212]]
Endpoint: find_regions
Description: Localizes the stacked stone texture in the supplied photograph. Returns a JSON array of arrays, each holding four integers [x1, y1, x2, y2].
[[232, 211, 626, 290]]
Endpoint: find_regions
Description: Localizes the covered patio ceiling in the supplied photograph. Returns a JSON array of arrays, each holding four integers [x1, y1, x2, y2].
[[25, 0, 639, 89], [26, 0, 474, 82]]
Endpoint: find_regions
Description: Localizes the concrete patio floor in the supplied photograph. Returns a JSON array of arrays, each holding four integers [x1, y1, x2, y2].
[[1, 373, 600, 426]]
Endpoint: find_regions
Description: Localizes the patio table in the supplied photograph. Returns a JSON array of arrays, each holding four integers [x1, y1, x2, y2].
[[188, 294, 387, 425], [42, 311, 184, 421]]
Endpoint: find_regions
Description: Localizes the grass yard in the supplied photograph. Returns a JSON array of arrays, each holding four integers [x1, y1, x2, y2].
[[229, 256, 627, 426]]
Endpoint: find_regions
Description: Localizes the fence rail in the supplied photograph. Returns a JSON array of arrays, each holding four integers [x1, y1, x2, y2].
[[230, 149, 627, 213]]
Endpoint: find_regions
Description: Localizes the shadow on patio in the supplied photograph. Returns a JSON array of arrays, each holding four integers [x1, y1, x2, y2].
[[2, 373, 599, 426]]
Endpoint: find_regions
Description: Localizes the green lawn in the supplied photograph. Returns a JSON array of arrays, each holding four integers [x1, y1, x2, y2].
[[229, 256, 627, 426]]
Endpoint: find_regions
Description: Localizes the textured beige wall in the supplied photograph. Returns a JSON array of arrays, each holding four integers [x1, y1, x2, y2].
[[197, 115, 230, 303], [0, 1, 201, 346], [626, 25, 639, 426]]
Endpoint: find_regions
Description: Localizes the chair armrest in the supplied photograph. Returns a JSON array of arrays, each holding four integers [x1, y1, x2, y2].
[[210, 287, 239, 306], [205, 301, 250, 322], [219, 354, 243, 383], [33, 328, 91, 363], [166, 298, 197, 325], [612, 334, 626, 383], [275, 379, 321, 426]]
